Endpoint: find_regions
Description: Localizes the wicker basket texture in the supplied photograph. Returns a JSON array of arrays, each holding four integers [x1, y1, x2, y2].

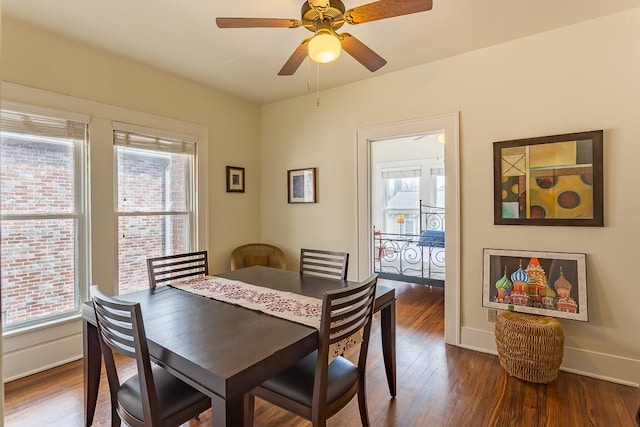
[[494, 311, 564, 384]]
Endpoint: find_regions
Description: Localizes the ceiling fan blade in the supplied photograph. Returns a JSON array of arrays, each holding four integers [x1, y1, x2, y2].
[[345, 0, 433, 25], [340, 33, 387, 72], [216, 18, 302, 28], [278, 39, 310, 76]]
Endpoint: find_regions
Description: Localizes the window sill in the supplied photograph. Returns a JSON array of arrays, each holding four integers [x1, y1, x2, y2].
[[3, 311, 82, 339]]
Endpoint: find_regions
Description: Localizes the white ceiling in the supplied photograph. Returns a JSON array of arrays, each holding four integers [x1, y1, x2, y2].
[[3, 0, 640, 105]]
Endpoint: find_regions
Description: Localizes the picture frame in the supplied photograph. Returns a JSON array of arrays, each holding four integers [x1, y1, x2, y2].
[[482, 248, 588, 321], [287, 167, 317, 203], [493, 130, 603, 226], [226, 166, 245, 193]]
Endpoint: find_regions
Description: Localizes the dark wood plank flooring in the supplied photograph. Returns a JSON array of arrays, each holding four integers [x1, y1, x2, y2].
[[4, 279, 639, 426]]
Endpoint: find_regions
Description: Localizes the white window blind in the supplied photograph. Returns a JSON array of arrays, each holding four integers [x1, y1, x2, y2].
[[113, 123, 195, 155], [382, 168, 421, 180], [1, 109, 87, 141]]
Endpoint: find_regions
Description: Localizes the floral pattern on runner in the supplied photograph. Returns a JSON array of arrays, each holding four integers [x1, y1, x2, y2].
[[171, 276, 360, 361], [173, 276, 321, 327]]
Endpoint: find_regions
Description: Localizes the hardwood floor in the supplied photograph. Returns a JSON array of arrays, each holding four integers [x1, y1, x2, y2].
[[4, 279, 639, 426]]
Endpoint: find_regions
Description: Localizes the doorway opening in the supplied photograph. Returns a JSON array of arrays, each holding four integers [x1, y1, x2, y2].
[[356, 113, 460, 345], [371, 134, 445, 286]]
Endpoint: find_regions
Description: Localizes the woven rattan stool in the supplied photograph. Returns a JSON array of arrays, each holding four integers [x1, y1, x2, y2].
[[494, 311, 564, 383]]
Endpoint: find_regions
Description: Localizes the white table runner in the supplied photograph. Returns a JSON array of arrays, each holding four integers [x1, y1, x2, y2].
[[171, 276, 359, 361]]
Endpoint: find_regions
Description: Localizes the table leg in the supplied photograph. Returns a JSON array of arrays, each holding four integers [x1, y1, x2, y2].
[[380, 299, 397, 397], [83, 319, 102, 426], [212, 394, 245, 426]]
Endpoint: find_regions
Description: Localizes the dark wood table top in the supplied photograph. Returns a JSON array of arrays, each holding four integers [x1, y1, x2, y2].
[[82, 266, 394, 401]]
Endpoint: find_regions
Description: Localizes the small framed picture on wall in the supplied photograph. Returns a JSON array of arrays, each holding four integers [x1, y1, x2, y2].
[[226, 166, 245, 193], [287, 167, 317, 203]]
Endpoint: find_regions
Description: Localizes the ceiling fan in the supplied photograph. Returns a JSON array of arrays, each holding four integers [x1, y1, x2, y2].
[[216, 0, 433, 76]]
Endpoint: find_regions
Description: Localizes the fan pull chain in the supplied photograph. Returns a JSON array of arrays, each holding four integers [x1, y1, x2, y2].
[[316, 62, 320, 107], [306, 56, 311, 92]]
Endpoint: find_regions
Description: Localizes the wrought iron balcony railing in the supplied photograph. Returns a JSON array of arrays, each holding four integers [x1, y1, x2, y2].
[[373, 228, 445, 287]]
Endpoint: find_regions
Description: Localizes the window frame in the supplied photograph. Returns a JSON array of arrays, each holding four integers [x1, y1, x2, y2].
[[113, 126, 198, 295], [0, 102, 90, 333], [380, 165, 422, 233]]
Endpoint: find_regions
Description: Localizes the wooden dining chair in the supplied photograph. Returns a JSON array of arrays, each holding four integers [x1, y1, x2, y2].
[[300, 248, 349, 280], [90, 285, 211, 427], [230, 243, 287, 271], [146, 251, 208, 289], [245, 274, 378, 427]]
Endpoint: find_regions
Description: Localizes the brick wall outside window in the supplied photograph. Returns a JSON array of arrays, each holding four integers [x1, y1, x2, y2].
[[1, 138, 77, 325], [1, 139, 192, 324], [117, 148, 189, 294]]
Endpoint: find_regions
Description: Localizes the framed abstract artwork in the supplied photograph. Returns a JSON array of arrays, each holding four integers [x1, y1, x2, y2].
[[493, 130, 603, 226], [287, 167, 317, 203], [226, 166, 245, 193], [482, 248, 588, 321]]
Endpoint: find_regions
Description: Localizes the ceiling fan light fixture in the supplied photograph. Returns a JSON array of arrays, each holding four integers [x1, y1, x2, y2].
[[308, 31, 341, 64]]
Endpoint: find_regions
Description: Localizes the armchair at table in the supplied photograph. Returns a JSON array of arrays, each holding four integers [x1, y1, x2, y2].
[[230, 243, 287, 271]]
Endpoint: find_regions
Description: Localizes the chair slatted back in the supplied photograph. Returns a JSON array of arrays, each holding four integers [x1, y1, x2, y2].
[[300, 248, 349, 280], [146, 251, 208, 289], [313, 274, 377, 423], [319, 274, 377, 360], [91, 285, 160, 425]]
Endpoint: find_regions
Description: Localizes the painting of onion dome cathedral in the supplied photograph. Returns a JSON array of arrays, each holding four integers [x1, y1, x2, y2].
[[482, 248, 588, 321]]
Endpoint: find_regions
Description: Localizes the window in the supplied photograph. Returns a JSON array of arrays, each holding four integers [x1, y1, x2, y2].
[[431, 167, 445, 208], [114, 128, 196, 294], [382, 168, 421, 234], [0, 107, 88, 330]]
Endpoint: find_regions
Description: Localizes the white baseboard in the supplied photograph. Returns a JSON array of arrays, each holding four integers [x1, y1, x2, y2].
[[460, 326, 640, 387]]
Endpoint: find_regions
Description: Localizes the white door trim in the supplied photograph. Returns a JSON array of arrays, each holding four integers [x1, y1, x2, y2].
[[356, 112, 460, 345]]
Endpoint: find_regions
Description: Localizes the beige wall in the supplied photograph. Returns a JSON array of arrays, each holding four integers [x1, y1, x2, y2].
[[260, 8, 640, 385]]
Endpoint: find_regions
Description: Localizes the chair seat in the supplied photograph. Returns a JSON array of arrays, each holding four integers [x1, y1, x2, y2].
[[118, 365, 210, 422], [260, 351, 358, 408]]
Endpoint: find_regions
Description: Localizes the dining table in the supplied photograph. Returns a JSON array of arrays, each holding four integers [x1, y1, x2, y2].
[[82, 266, 396, 426]]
